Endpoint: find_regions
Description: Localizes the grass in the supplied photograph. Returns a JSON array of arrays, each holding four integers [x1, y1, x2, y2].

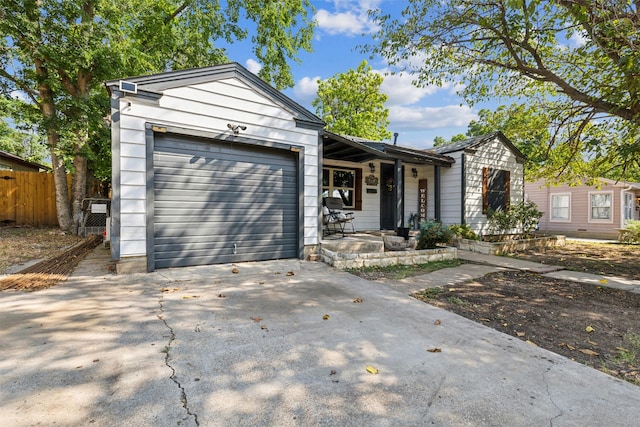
[[614, 332, 640, 366], [346, 259, 463, 280]]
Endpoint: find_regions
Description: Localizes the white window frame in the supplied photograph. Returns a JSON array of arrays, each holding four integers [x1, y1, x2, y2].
[[549, 193, 571, 222], [622, 192, 635, 224], [588, 191, 614, 223], [322, 167, 356, 209]]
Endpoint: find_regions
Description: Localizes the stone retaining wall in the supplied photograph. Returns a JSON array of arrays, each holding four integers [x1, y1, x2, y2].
[[321, 246, 457, 270], [455, 235, 565, 255]]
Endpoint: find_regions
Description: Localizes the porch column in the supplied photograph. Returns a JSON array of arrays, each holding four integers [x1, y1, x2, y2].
[[395, 159, 403, 228], [434, 165, 441, 222]]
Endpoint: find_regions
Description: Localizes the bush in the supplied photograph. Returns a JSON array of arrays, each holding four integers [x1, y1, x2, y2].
[[622, 220, 640, 244], [448, 224, 479, 240], [416, 220, 453, 249], [486, 201, 543, 237]]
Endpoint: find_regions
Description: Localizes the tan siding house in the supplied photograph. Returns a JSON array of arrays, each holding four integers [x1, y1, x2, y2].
[[526, 178, 640, 239]]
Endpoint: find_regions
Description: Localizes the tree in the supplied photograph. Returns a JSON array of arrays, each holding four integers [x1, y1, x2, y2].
[[0, 0, 314, 231], [313, 60, 392, 140], [369, 0, 640, 183], [0, 98, 47, 163]]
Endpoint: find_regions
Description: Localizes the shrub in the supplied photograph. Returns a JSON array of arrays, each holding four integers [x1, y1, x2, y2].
[[486, 208, 514, 235], [416, 220, 453, 249], [448, 224, 479, 240], [622, 220, 640, 244], [511, 200, 543, 237]]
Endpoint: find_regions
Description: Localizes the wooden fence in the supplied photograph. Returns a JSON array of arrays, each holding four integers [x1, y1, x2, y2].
[[0, 171, 69, 227]]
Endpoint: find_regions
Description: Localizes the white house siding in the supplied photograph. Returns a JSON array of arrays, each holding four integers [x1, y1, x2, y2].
[[463, 138, 524, 234], [439, 151, 464, 226], [440, 138, 524, 233], [525, 179, 626, 239], [115, 78, 319, 260], [321, 159, 436, 231]]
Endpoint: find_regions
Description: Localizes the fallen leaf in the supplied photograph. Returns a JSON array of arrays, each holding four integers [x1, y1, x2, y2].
[[616, 347, 630, 352], [322, 314, 330, 320], [578, 349, 600, 356], [585, 326, 595, 333], [516, 331, 525, 337], [250, 316, 263, 323], [526, 340, 537, 346], [218, 294, 226, 298], [329, 370, 337, 376], [479, 318, 491, 322], [366, 365, 379, 374], [353, 297, 363, 303], [586, 340, 599, 346], [427, 348, 442, 353], [259, 281, 265, 285], [92, 359, 99, 363], [567, 344, 576, 350], [434, 319, 441, 326], [274, 272, 281, 275], [286, 271, 295, 276], [260, 324, 267, 330], [232, 268, 239, 274], [599, 279, 608, 284]]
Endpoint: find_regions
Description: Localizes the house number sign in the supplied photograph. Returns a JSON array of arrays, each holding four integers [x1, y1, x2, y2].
[[418, 179, 428, 221]]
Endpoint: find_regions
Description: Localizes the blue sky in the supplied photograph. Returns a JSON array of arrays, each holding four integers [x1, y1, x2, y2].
[[224, 0, 481, 149]]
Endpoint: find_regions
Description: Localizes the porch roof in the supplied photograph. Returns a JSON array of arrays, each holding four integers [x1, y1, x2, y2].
[[322, 131, 454, 167]]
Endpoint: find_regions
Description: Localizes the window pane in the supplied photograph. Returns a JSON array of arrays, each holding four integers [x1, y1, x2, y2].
[[333, 169, 354, 188], [591, 194, 611, 207], [322, 168, 329, 187], [552, 195, 569, 208], [592, 207, 610, 219], [487, 169, 508, 212]]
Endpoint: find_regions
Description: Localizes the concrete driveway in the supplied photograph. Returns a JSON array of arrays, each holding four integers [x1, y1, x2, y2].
[[1, 247, 639, 426]]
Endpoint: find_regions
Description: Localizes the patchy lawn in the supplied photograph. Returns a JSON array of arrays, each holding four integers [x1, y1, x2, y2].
[[0, 227, 82, 274]]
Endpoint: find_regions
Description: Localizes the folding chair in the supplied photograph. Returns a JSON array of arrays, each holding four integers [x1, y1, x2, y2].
[[323, 197, 355, 237]]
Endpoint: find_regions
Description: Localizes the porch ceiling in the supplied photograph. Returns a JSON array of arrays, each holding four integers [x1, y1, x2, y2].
[[323, 135, 390, 162]]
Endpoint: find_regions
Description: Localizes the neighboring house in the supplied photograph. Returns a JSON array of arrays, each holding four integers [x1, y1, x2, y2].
[[526, 178, 640, 239], [431, 132, 526, 235], [0, 150, 48, 172], [106, 63, 526, 273]]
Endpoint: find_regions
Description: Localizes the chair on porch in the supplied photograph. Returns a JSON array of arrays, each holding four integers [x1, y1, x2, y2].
[[323, 197, 355, 237]]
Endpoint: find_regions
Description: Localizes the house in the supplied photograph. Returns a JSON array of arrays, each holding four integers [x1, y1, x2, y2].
[[526, 178, 640, 239], [106, 63, 526, 273], [0, 150, 48, 172]]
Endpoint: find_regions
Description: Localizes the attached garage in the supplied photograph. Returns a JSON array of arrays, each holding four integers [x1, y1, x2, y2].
[[106, 63, 323, 273], [152, 133, 299, 269]]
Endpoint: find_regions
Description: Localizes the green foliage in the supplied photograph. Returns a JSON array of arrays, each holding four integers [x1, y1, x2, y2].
[[621, 220, 640, 244], [510, 201, 543, 237], [368, 0, 640, 182], [448, 224, 479, 241], [0, 98, 47, 164], [313, 60, 392, 141], [487, 201, 543, 237], [416, 220, 453, 250]]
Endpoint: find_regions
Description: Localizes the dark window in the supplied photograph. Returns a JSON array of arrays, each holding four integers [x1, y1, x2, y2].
[[482, 167, 510, 213], [322, 166, 362, 210]]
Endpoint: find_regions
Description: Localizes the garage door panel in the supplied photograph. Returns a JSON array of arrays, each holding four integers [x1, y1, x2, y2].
[[153, 134, 299, 269]]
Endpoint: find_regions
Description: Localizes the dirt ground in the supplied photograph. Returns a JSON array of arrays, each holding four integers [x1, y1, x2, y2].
[[414, 242, 640, 386], [0, 227, 82, 274]]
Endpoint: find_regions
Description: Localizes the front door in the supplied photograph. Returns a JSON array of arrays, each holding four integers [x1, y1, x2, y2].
[[380, 163, 396, 229]]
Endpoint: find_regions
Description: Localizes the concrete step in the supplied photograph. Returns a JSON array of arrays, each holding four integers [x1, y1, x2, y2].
[[321, 236, 384, 254]]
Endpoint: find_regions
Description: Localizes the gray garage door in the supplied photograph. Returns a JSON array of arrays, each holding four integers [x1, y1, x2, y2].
[[153, 134, 299, 269]]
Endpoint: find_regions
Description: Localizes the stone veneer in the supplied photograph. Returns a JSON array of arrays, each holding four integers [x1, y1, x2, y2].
[[455, 235, 566, 255], [321, 246, 457, 270]]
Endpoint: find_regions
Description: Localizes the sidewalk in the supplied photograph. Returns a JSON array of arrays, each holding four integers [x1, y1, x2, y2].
[[459, 249, 640, 294]]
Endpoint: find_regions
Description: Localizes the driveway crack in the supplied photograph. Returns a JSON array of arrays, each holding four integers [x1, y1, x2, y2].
[[158, 293, 200, 426], [542, 366, 564, 427]]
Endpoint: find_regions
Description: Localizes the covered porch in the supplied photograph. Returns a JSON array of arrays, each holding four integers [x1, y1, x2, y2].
[[321, 131, 455, 234]]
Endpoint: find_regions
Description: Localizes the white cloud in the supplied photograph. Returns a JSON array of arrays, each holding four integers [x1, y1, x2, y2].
[[569, 31, 588, 47], [314, 0, 380, 36], [245, 59, 262, 74], [293, 76, 321, 103], [389, 105, 477, 131], [377, 70, 452, 106]]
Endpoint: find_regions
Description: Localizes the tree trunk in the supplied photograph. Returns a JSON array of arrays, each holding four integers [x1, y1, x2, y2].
[[71, 153, 88, 232], [50, 148, 73, 231]]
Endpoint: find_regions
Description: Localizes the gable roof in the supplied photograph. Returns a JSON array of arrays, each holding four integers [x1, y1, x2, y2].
[[323, 131, 454, 166], [104, 62, 324, 129], [430, 131, 526, 163], [0, 150, 49, 171]]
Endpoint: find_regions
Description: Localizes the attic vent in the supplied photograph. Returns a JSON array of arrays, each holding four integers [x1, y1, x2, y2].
[[119, 80, 137, 94]]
